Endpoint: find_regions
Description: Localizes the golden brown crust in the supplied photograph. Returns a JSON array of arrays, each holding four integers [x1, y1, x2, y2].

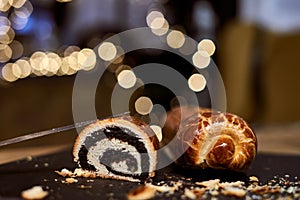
[[163, 106, 257, 171], [161, 106, 208, 147]]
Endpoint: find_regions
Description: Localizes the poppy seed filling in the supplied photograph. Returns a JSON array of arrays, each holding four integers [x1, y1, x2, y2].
[[78, 126, 151, 179]]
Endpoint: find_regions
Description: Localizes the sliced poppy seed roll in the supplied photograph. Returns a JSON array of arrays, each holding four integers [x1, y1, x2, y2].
[[73, 115, 159, 182]]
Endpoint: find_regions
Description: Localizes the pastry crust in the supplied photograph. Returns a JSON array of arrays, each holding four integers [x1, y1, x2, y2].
[[73, 115, 159, 182], [163, 106, 257, 171]]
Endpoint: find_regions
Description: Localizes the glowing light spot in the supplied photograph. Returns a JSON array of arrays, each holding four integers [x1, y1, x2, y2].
[[135, 96, 153, 115], [1, 63, 17, 82], [166, 30, 185, 49], [192, 50, 210, 69], [10, 10, 29, 30], [66, 67, 77, 75], [11, 63, 22, 78], [60, 56, 77, 75], [15, 58, 31, 78], [146, 10, 164, 27], [0, 0, 11, 12], [98, 42, 117, 61], [0, 16, 11, 26], [30, 51, 48, 71], [188, 73, 207, 92], [150, 17, 165, 29], [8, 0, 26, 8], [151, 18, 169, 36], [0, 44, 12, 63], [47, 52, 61, 73], [59, 57, 70, 75], [15, 1, 33, 17], [0, 25, 15, 44], [78, 48, 96, 71], [67, 52, 80, 71], [9, 40, 23, 59], [117, 69, 137, 89], [198, 39, 216, 56], [150, 125, 162, 142]]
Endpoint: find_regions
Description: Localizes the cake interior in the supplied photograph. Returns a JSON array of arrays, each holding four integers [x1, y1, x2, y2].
[[77, 126, 151, 180]]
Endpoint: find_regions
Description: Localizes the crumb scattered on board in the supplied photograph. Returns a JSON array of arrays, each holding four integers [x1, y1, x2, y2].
[[127, 175, 300, 199], [55, 168, 300, 199], [21, 186, 48, 200]]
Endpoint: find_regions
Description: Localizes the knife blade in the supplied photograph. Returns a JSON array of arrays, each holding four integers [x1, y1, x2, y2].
[[0, 120, 96, 148]]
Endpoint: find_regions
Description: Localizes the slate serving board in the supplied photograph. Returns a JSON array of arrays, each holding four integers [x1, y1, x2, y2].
[[0, 149, 299, 200]]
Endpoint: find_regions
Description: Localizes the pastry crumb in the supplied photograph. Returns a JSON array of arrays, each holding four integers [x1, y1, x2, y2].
[[221, 186, 247, 197], [127, 185, 156, 200], [184, 188, 196, 199], [62, 178, 78, 184], [21, 186, 48, 200]]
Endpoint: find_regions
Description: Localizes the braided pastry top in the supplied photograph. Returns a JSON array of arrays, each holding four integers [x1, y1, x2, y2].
[[163, 106, 257, 171]]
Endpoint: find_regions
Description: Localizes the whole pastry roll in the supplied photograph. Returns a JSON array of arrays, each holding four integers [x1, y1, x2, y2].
[[73, 115, 159, 182], [162, 106, 257, 172]]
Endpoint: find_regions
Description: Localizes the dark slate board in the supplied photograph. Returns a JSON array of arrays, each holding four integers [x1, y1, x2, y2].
[[0, 149, 299, 200]]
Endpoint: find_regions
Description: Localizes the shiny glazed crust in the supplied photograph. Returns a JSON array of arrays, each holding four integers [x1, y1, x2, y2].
[[163, 106, 257, 171], [73, 115, 159, 181]]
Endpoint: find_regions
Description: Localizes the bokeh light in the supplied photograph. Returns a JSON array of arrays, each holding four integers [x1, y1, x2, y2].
[[117, 69, 137, 89], [0, 25, 15, 45], [166, 30, 185, 49], [146, 9, 170, 36], [77, 48, 96, 71], [46, 52, 61, 74], [135, 96, 153, 115], [0, 0, 11, 12], [11, 63, 22, 78], [150, 16, 166, 29], [0, 16, 11, 26], [151, 18, 169, 36], [192, 50, 210, 69], [146, 10, 164, 27], [188, 73, 207, 92], [59, 57, 71, 75], [1, 63, 18, 82], [98, 42, 117, 61], [0, 44, 12, 63], [15, 58, 31, 78], [29, 51, 47, 71], [198, 39, 216, 56], [10, 9, 29, 30], [67, 51, 80, 71], [8, 0, 27, 8]]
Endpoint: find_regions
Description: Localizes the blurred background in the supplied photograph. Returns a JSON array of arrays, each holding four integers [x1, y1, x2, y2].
[[0, 0, 300, 161]]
